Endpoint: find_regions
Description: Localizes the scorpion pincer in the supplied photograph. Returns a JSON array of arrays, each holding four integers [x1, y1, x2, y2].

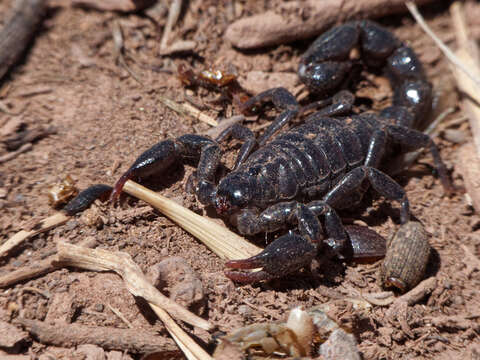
[[110, 20, 453, 283]]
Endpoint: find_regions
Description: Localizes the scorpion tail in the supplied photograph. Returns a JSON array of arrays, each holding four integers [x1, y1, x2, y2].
[[110, 172, 132, 202]]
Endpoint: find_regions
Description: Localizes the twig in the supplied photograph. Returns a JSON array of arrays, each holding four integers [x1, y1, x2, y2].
[[55, 242, 211, 331], [112, 21, 143, 85], [225, 0, 435, 49], [448, 2, 480, 156], [55, 242, 213, 360], [0, 0, 46, 80], [0, 142, 32, 163], [16, 318, 180, 354], [391, 277, 437, 308], [107, 303, 133, 329], [160, 40, 197, 55], [160, 0, 183, 52], [0, 99, 27, 115], [150, 303, 211, 360], [122, 180, 261, 260], [0, 212, 69, 258], [4, 125, 57, 151], [0, 237, 97, 288], [20, 286, 50, 299], [158, 95, 218, 126], [406, 1, 480, 89]]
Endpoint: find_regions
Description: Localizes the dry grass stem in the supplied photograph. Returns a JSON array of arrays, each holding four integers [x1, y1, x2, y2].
[[160, 0, 183, 51], [0, 212, 69, 258], [150, 304, 213, 360], [449, 2, 480, 156], [123, 180, 261, 260], [0, 237, 97, 288], [406, 2, 480, 89], [55, 242, 212, 331], [0, 142, 32, 163], [158, 95, 218, 126]]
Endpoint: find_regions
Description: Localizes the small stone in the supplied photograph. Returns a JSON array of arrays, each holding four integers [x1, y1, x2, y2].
[[11, 260, 24, 267], [65, 220, 79, 231], [237, 305, 252, 317], [93, 303, 105, 312], [320, 329, 360, 360], [0, 188, 7, 199], [0, 321, 28, 349], [76, 344, 105, 360]]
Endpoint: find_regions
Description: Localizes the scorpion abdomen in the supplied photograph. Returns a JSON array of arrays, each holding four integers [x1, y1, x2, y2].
[[235, 113, 383, 207]]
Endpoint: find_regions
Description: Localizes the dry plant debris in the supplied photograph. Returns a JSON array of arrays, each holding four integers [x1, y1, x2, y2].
[[225, 0, 436, 49], [54, 242, 211, 331], [68, 0, 154, 12], [16, 317, 180, 354], [0, 0, 480, 359], [0, 0, 46, 80]]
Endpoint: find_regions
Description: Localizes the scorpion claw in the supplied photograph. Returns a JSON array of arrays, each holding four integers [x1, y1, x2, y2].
[[225, 257, 265, 270], [225, 232, 318, 283], [224, 270, 274, 283]]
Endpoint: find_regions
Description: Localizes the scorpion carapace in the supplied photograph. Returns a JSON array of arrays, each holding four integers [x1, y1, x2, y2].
[[111, 20, 453, 283]]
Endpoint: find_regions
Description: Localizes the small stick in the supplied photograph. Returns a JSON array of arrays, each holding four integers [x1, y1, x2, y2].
[[0, 0, 46, 80], [158, 95, 218, 126], [406, 1, 480, 89], [106, 303, 133, 329], [160, 40, 197, 56], [0, 212, 69, 258], [5, 125, 57, 151], [0, 142, 32, 163], [160, 0, 183, 52], [55, 242, 213, 359], [0, 237, 97, 288], [391, 277, 437, 308], [448, 2, 480, 156], [150, 303, 212, 360], [55, 242, 212, 331], [112, 20, 143, 85], [122, 180, 261, 260], [16, 318, 180, 354]]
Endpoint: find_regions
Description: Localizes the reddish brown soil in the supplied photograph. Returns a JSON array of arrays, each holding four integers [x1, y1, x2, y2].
[[1, 1, 479, 359]]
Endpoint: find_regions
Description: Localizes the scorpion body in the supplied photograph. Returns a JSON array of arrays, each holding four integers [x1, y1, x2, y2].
[[110, 20, 452, 284]]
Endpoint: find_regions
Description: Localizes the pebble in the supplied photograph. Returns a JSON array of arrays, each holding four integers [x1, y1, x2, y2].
[[93, 303, 105, 312]]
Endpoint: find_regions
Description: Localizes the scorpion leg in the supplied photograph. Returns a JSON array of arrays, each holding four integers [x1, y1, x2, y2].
[[226, 200, 385, 282], [241, 87, 299, 146], [385, 124, 454, 194], [299, 90, 354, 117], [324, 166, 410, 224], [226, 204, 321, 283], [216, 123, 256, 170], [321, 124, 411, 223], [242, 87, 355, 148], [110, 134, 222, 204]]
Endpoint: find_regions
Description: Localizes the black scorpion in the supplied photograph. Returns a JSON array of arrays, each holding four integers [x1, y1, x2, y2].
[[109, 20, 453, 283]]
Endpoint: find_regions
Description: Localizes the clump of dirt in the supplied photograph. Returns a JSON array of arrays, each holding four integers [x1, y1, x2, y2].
[[0, 0, 479, 359]]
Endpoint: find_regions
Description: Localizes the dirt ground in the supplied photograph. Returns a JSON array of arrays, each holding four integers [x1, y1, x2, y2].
[[1, 0, 480, 359]]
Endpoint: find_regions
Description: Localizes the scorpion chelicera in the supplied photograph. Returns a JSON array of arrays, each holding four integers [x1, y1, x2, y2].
[[110, 20, 453, 283]]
